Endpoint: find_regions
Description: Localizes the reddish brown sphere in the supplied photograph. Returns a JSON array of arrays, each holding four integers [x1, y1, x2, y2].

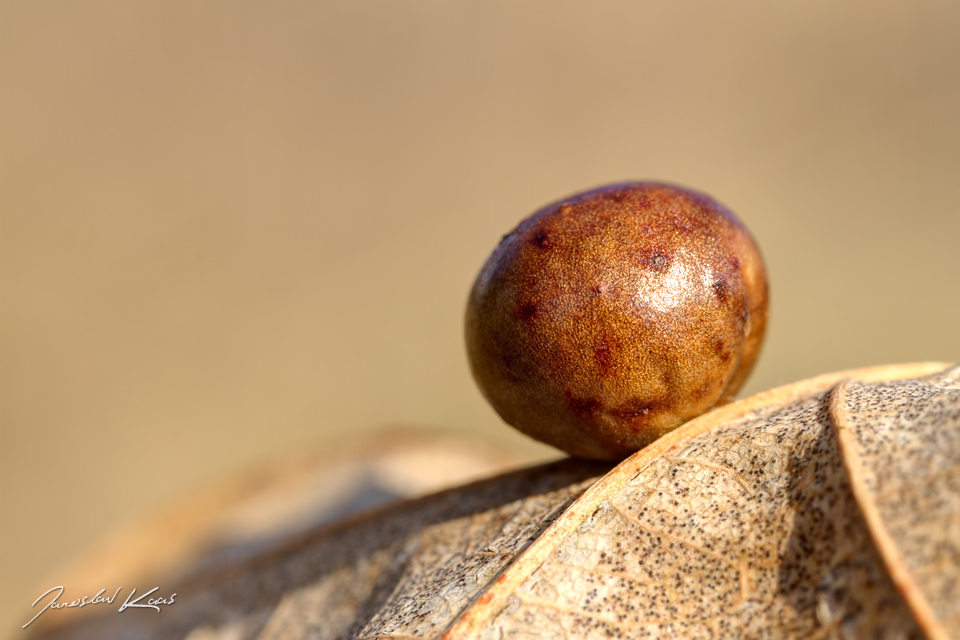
[[465, 182, 768, 460]]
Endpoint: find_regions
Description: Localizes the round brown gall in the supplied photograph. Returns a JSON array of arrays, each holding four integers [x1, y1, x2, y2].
[[465, 182, 768, 460]]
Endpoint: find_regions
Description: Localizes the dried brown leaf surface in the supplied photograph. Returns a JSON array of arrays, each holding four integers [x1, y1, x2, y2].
[[34, 430, 533, 610], [26, 364, 960, 640], [832, 375, 960, 639]]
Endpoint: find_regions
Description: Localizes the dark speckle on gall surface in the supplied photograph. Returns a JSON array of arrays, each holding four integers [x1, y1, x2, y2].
[[531, 230, 552, 249], [517, 302, 538, 322], [639, 249, 672, 272], [602, 190, 629, 204], [594, 339, 614, 376], [712, 278, 728, 304], [693, 382, 714, 401], [714, 340, 731, 363], [568, 395, 601, 415], [650, 252, 670, 271]]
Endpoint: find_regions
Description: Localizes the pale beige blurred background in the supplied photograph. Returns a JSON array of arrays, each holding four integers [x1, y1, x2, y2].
[[2, 0, 959, 635]]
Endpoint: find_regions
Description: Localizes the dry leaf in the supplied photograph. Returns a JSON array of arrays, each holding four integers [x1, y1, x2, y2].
[[25, 364, 960, 640], [20, 430, 538, 636], [832, 377, 960, 639]]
